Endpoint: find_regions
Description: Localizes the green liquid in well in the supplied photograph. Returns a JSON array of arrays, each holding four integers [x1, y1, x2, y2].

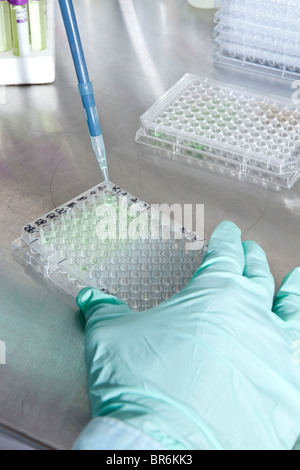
[[0, 1, 12, 52], [29, 0, 47, 51]]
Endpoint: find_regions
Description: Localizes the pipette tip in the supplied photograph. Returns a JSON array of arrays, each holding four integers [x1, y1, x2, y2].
[[102, 169, 111, 191], [91, 134, 111, 190]]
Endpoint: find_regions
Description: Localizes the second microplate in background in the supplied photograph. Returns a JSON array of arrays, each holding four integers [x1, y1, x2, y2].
[[136, 74, 300, 189], [213, 0, 300, 80]]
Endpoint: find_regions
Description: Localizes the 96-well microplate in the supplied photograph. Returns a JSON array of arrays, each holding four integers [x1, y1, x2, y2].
[[12, 182, 206, 311], [214, 0, 300, 80], [136, 74, 300, 189]]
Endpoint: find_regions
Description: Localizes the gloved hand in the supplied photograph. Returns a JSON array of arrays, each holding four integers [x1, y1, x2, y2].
[[73, 221, 300, 450]]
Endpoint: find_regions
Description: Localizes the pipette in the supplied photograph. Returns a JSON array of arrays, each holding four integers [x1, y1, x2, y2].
[[58, 0, 110, 190]]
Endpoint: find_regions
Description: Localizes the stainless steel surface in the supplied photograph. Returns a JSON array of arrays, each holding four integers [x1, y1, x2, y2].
[[0, 0, 299, 450]]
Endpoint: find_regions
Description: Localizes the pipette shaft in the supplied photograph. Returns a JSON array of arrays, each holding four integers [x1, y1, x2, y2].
[[58, 0, 110, 189]]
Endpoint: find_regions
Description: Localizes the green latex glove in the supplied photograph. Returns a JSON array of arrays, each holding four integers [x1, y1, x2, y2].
[[76, 221, 300, 450]]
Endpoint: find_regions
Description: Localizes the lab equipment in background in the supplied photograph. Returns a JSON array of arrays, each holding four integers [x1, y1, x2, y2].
[[8, 0, 30, 57], [28, 0, 47, 51], [0, 0, 12, 52], [0, 0, 55, 85], [188, 0, 214, 8], [136, 73, 300, 190], [59, 0, 110, 189], [12, 182, 206, 311], [214, 0, 300, 80]]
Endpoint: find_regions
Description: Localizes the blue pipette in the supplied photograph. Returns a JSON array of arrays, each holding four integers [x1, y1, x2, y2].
[[58, 0, 110, 190]]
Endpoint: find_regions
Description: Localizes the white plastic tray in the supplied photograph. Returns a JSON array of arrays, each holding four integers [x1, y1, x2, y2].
[[0, 0, 55, 85]]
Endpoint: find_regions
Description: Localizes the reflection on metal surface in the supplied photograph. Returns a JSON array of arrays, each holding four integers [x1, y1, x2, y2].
[[119, 0, 166, 98]]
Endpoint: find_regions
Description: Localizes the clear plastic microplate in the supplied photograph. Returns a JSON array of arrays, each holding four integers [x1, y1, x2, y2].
[[215, 0, 300, 20], [12, 182, 206, 311], [213, 48, 300, 81], [214, 12, 300, 38], [136, 74, 300, 189], [214, 25, 300, 55], [214, 0, 300, 79], [214, 39, 300, 75], [214, 12, 300, 75]]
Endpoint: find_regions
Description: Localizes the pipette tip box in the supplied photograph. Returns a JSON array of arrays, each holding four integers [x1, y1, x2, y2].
[[136, 73, 300, 189], [12, 182, 207, 311]]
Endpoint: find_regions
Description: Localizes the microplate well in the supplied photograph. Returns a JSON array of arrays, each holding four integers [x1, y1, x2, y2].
[[12, 182, 206, 311], [136, 74, 300, 189]]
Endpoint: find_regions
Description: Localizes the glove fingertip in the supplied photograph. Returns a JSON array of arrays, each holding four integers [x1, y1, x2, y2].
[[76, 287, 97, 312], [243, 240, 268, 260], [210, 220, 241, 240]]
